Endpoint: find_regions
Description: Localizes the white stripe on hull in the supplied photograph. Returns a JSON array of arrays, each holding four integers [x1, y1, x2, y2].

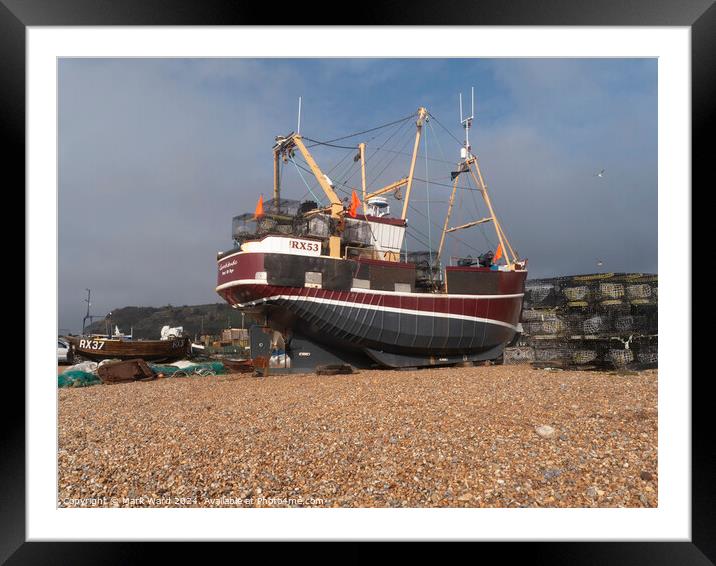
[[234, 293, 520, 332], [216, 279, 268, 291], [216, 278, 524, 300]]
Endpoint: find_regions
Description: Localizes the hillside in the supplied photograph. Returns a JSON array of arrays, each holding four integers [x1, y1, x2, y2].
[[84, 303, 251, 339]]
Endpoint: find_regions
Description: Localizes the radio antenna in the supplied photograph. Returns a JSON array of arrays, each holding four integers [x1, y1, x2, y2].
[[297, 96, 302, 134], [459, 86, 475, 160]]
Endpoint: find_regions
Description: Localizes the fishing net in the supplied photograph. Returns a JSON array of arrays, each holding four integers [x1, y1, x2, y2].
[[263, 198, 303, 216], [232, 199, 325, 245], [508, 273, 657, 370], [58, 370, 101, 388], [563, 285, 590, 302], [402, 251, 441, 287], [571, 349, 598, 365], [343, 218, 372, 246], [149, 361, 226, 377]]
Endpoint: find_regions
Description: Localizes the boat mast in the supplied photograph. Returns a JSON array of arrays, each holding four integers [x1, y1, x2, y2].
[[272, 107, 430, 258], [273, 147, 280, 202], [82, 288, 91, 335], [359, 142, 367, 203], [469, 161, 517, 267], [436, 88, 519, 269], [274, 133, 344, 257], [436, 90, 475, 267], [364, 177, 409, 201], [271, 97, 302, 207], [289, 135, 343, 217], [436, 160, 469, 266], [461, 89, 473, 157], [400, 107, 428, 220]]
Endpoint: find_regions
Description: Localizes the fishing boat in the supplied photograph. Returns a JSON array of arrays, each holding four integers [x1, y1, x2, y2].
[[216, 93, 527, 369], [66, 330, 191, 363]]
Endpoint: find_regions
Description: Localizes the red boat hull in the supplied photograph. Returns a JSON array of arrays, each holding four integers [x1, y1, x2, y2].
[[217, 251, 526, 362]]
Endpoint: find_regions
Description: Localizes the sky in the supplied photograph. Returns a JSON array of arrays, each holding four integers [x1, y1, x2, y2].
[[58, 58, 657, 334]]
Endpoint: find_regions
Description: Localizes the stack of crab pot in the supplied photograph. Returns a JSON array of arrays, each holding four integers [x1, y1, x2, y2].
[[504, 273, 658, 370]]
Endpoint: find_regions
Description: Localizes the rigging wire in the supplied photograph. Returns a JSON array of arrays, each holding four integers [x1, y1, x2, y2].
[[305, 113, 415, 147], [426, 118, 452, 166], [289, 156, 325, 204], [468, 165, 484, 216], [406, 227, 433, 252], [427, 116, 485, 251], [284, 109, 506, 262], [279, 156, 284, 194], [424, 120, 432, 263], [339, 118, 411, 189], [360, 118, 415, 187], [407, 202, 484, 256], [367, 127, 415, 188], [294, 142, 358, 202], [413, 177, 481, 192], [297, 117, 412, 200], [425, 117, 451, 264], [471, 159, 520, 260], [292, 158, 353, 198], [337, 121, 403, 186], [427, 111, 464, 147], [452, 177, 464, 262], [273, 108, 504, 269], [463, 165, 496, 252], [374, 147, 455, 166], [359, 118, 414, 183], [423, 115, 502, 257], [302, 138, 359, 150]]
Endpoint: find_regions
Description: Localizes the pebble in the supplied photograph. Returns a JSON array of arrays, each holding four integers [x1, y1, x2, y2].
[[543, 468, 563, 481], [535, 425, 556, 439], [58, 366, 658, 508]]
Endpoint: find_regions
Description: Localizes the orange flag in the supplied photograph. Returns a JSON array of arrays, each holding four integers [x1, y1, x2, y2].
[[494, 243, 503, 263], [254, 195, 264, 219], [348, 190, 360, 218]]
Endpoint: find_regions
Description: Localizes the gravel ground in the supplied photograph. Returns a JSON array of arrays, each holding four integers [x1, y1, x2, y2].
[[58, 365, 657, 508]]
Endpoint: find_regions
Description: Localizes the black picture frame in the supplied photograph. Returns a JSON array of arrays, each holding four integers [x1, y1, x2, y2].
[[6, 0, 709, 561]]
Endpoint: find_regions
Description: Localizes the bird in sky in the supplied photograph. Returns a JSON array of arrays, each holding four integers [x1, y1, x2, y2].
[[594, 169, 605, 178], [596, 259, 604, 268]]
